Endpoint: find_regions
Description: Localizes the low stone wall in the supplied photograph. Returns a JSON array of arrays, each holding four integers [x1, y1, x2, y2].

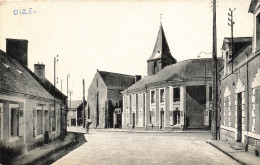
[[220, 128, 235, 143], [146, 125, 159, 131], [245, 136, 260, 157]]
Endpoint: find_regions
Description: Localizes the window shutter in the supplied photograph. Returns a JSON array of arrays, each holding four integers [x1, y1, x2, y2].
[[19, 109, 24, 136], [33, 109, 36, 137], [16, 108, 19, 136]]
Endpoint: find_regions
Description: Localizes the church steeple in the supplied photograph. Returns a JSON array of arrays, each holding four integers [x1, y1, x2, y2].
[[147, 21, 177, 76]]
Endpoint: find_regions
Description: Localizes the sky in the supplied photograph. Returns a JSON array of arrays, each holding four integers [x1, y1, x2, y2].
[[0, 0, 253, 100]]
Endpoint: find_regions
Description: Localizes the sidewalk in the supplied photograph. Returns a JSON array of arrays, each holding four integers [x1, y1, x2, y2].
[[93, 128, 210, 133], [10, 133, 76, 165], [207, 140, 260, 165]]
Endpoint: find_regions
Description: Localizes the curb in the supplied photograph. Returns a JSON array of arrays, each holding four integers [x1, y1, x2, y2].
[[93, 129, 210, 134], [206, 140, 249, 165], [30, 136, 76, 164], [11, 134, 76, 165]]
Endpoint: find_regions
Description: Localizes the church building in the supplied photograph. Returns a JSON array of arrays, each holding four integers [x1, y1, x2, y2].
[[121, 23, 223, 131]]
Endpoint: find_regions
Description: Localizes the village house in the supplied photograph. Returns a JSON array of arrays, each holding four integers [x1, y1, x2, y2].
[[67, 100, 86, 127], [219, 0, 260, 156], [0, 39, 67, 162], [121, 23, 223, 131], [86, 70, 138, 129]]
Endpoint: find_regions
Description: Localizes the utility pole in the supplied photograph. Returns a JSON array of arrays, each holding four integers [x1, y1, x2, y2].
[[61, 79, 62, 93], [83, 79, 85, 128], [211, 0, 218, 140], [69, 91, 72, 108], [228, 8, 235, 73]]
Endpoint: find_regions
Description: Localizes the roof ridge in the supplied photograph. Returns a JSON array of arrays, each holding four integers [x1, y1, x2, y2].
[[98, 69, 136, 77]]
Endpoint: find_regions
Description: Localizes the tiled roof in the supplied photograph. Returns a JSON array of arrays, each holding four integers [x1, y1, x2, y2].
[[148, 24, 176, 63], [124, 58, 223, 92], [98, 70, 136, 90], [0, 50, 54, 99]]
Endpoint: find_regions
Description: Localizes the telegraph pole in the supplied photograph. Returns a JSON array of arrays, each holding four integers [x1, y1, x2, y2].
[[83, 79, 85, 128], [228, 8, 235, 73], [211, 0, 218, 140]]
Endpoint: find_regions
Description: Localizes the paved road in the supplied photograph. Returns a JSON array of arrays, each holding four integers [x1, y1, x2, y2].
[[53, 130, 239, 165]]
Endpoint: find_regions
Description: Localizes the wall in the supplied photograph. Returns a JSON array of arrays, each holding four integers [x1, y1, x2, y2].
[[220, 54, 260, 153], [0, 94, 64, 156], [186, 85, 206, 127], [87, 72, 107, 128]]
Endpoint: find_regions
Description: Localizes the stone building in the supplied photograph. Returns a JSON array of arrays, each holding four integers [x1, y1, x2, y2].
[[86, 70, 138, 129], [67, 100, 86, 127], [0, 39, 67, 162], [121, 24, 223, 131], [219, 0, 260, 156]]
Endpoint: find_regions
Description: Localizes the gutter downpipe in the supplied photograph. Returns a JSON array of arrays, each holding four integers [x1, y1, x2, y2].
[[246, 52, 250, 151]]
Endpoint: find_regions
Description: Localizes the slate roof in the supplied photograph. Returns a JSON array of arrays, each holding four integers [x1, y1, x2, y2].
[[222, 37, 252, 58], [0, 50, 54, 99], [148, 24, 176, 63], [68, 100, 86, 109], [124, 58, 223, 92], [35, 76, 67, 104], [98, 70, 136, 90]]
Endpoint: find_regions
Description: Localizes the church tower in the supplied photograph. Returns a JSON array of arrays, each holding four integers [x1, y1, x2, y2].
[[147, 23, 177, 76]]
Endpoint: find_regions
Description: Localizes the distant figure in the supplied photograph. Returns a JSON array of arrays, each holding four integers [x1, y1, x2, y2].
[[86, 122, 89, 134]]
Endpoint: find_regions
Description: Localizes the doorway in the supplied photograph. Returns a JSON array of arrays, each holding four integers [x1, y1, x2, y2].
[[160, 110, 164, 129], [237, 92, 242, 142], [132, 113, 135, 128]]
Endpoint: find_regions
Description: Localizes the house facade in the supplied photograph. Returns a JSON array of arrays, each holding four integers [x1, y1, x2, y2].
[[0, 39, 67, 162], [67, 100, 86, 127], [121, 24, 223, 131], [219, 0, 260, 156], [86, 70, 138, 129]]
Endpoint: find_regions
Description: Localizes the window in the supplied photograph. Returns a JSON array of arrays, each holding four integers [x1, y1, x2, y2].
[[136, 94, 138, 107], [173, 110, 180, 125], [132, 95, 136, 107], [224, 97, 230, 126], [154, 61, 157, 74], [253, 87, 260, 133], [126, 96, 129, 108], [173, 88, 180, 102], [151, 91, 155, 104], [160, 89, 164, 103], [209, 86, 212, 102], [139, 94, 142, 107], [96, 79, 98, 88], [50, 108, 56, 132], [10, 104, 19, 137], [150, 110, 155, 124], [37, 110, 43, 135]]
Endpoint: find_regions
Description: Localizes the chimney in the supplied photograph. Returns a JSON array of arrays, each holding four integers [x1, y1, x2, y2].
[[6, 38, 28, 67], [135, 75, 142, 82], [34, 63, 45, 79]]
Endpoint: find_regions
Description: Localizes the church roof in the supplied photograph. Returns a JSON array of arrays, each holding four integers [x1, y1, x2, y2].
[[123, 58, 223, 93], [148, 24, 176, 63], [98, 70, 136, 90]]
